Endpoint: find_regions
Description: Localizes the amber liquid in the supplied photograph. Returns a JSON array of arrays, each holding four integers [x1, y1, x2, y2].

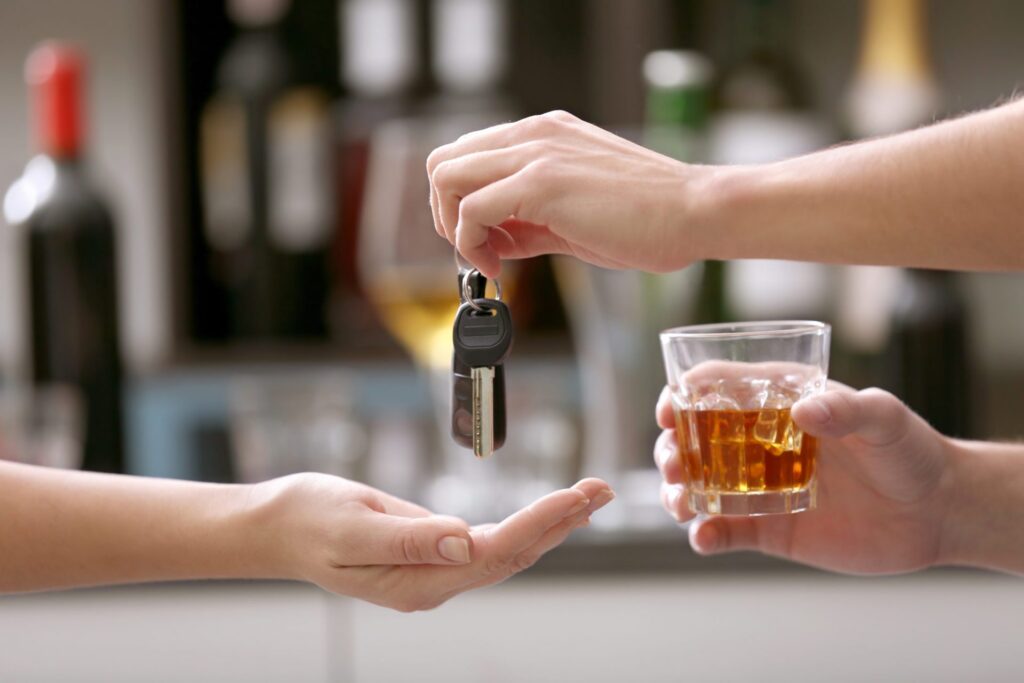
[[366, 275, 514, 369], [368, 285, 460, 369], [674, 407, 817, 494]]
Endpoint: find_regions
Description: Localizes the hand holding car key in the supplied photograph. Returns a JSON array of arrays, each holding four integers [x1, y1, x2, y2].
[[451, 253, 512, 458]]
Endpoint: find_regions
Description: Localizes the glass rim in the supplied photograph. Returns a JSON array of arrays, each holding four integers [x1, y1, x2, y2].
[[660, 320, 830, 341]]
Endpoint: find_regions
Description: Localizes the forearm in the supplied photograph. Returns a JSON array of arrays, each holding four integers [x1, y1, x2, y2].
[[938, 439, 1024, 574], [697, 99, 1024, 270], [0, 462, 285, 592]]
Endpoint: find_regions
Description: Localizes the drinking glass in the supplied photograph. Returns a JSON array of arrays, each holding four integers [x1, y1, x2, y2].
[[660, 321, 830, 516]]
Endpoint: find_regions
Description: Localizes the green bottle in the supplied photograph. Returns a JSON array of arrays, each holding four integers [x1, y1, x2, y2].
[[642, 49, 726, 325]]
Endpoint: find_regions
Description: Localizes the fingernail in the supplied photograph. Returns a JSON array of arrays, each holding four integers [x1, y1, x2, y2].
[[802, 398, 831, 424], [587, 489, 615, 513], [576, 515, 591, 528], [438, 536, 471, 563], [565, 496, 590, 517]]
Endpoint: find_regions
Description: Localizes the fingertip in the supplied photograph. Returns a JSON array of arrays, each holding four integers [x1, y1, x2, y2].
[[792, 397, 832, 430], [654, 431, 682, 483], [793, 390, 860, 439], [586, 488, 615, 514], [479, 252, 502, 279], [660, 482, 682, 520], [656, 387, 675, 429], [458, 244, 501, 279], [572, 477, 610, 492], [688, 519, 720, 555]]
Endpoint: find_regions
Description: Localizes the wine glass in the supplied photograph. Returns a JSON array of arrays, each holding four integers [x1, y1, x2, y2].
[[357, 114, 515, 522]]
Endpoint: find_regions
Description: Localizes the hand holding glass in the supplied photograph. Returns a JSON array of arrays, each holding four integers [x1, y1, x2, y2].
[[660, 322, 830, 516]]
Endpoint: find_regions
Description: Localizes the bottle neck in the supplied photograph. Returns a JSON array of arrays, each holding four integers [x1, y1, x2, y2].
[[28, 45, 85, 159], [646, 86, 709, 131], [858, 0, 931, 80]]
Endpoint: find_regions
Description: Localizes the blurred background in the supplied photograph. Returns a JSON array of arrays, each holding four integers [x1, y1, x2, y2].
[[2, 0, 1024, 681]]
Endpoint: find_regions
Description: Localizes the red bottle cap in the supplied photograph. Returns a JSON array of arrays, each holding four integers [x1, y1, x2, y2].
[[25, 42, 85, 158]]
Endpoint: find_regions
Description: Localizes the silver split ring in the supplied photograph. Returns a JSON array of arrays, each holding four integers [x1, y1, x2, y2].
[[460, 268, 502, 312]]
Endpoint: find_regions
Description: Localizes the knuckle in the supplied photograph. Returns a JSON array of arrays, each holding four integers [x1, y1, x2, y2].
[[460, 192, 491, 224], [454, 129, 478, 145], [399, 589, 443, 613], [391, 596, 421, 614], [426, 147, 447, 174], [521, 113, 560, 137], [510, 550, 539, 574], [858, 387, 908, 422], [393, 530, 427, 565], [457, 194, 483, 224], [484, 555, 511, 576], [547, 109, 576, 122], [520, 158, 554, 188], [856, 388, 909, 444], [520, 138, 553, 160], [858, 387, 899, 407], [416, 596, 446, 612], [431, 158, 457, 189], [361, 492, 387, 514]]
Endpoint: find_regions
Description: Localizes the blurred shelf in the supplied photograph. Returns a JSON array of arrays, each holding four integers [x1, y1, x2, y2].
[[529, 526, 995, 577], [164, 333, 574, 374], [532, 526, 810, 576]]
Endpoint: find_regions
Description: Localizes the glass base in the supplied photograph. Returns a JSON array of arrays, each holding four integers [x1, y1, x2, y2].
[[688, 482, 817, 516]]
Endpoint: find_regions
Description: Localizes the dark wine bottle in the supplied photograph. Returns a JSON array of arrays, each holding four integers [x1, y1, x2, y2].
[[842, 0, 971, 436], [3, 43, 124, 472], [713, 0, 832, 323], [886, 269, 971, 437]]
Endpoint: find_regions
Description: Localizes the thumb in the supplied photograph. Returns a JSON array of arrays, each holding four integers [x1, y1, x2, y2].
[[348, 512, 474, 566], [792, 388, 912, 450]]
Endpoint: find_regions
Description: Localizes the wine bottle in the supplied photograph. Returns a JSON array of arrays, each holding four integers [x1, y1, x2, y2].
[[200, 0, 333, 341], [641, 49, 714, 328], [838, 0, 941, 360], [2, 43, 125, 473], [887, 270, 971, 437], [712, 0, 833, 323], [842, 0, 971, 436]]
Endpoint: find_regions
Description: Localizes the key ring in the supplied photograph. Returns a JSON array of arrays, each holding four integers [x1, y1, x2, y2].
[[460, 268, 502, 312]]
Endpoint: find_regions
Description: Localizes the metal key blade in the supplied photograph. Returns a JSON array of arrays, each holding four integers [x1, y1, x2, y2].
[[471, 365, 496, 458]]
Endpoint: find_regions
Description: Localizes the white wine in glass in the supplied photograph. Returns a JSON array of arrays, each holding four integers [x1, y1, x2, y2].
[[358, 116, 514, 520]]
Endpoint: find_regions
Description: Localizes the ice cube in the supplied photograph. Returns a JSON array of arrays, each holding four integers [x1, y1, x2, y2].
[[780, 418, 804, 454], [753, 408, 779, 447], [694, 392, 741, 412], [748, 378, 774, 410], [755, 381, 801, 410]]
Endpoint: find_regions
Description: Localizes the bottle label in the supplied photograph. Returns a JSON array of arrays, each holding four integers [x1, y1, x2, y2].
[[200, 94, 251, 251], [267, 88, 332, 252]]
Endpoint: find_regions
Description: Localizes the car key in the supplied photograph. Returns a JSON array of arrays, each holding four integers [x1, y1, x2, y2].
[[451, 354, 506, 455], [451, 270, 512, 458]]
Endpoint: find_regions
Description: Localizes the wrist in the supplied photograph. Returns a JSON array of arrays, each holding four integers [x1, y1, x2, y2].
[[228, 478, 303, 581], [683, 164, 756, 264], [934, 438, 1024, 572], [935, 438, 974, 568]]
